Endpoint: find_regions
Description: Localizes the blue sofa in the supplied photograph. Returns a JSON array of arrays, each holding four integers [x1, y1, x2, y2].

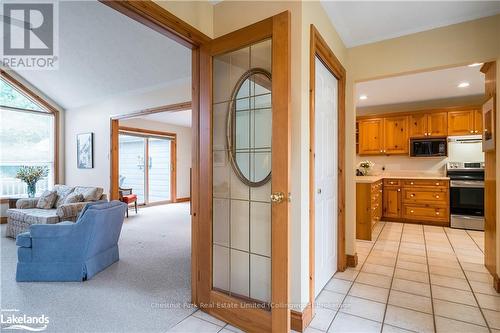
[[15, 201, 127, 282]]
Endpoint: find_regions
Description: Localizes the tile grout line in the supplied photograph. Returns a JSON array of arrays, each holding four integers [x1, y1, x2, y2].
[[465, 230, 485, 254], [378, 223, 406, 333], [324, 222, 388, 332], [422, 225, 440, 333], [442, 227, 492, 332]]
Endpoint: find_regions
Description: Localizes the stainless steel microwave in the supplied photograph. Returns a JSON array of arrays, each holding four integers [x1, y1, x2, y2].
[[410, 138, 447, 157]]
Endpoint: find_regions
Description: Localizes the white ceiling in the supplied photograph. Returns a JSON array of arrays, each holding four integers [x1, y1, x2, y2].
[[321, 1, 500, 47], [138, 109, 192, 128], [13, 1, 190, 110], [356, 65, 485, 107]]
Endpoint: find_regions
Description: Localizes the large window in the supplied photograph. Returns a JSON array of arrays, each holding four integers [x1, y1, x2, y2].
[[0, 76, 56, 197]]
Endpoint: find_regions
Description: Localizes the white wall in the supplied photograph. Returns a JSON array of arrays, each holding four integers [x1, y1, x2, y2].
[[64, 78, 191, 194], [119, 117, 192, 199]]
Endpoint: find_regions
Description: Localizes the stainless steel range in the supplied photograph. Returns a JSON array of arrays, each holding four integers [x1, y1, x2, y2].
[[447, 162, 485, 231]]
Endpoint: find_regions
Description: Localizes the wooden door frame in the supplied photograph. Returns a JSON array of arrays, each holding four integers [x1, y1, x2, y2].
[[104, 3, 293, 329], [197, 12, 291, 333], [116, 126, 178, 205], [309, 25, 347, 323]]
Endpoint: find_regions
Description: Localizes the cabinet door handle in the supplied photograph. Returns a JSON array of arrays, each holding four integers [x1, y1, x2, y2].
[[470, 130, 474, 133], [435, 195, 440, 199], [410, 182, 414, 185], [410, 194, 415, 197], [410, 210, 414, 213], [436, 211, 440, 215], [397, 188, 401, 192], [435, 182, 440, 186]]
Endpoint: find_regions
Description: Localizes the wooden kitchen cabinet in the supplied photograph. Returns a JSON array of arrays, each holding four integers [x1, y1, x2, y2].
[[448, 110, 475, 135], [474, 110, 483, 135], [383, 184, 401, 219], [428, 112, 448, 137], [358, 118, 384, 155], [410, 112, 447, 137], [356, 180, 383, 241], [409, 113, 427, 137], [383, 116, 409, 154]]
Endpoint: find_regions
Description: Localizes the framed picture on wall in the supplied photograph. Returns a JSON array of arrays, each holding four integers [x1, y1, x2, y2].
[[482, 97, 495, 152], [77, 133, 94, 169]]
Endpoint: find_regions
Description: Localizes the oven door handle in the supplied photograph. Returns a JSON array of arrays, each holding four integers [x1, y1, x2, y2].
[[450, 180, 484, 188]]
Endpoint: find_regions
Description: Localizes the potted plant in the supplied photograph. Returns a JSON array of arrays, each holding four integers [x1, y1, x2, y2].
[[357, 160, 374, 176], [16, 166, 49, 198]]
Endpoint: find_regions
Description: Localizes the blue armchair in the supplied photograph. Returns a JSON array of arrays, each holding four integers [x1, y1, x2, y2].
[[16, 201, 127, 282]]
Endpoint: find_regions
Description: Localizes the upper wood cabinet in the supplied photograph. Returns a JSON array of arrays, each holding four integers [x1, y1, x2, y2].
[[358, 118, 384, 155], [409, 113, 427, 137], [448, 110, 475, 135], [474, 110, 483, 134], [410, 112, 447, 137], [428, 112, 448, 137], [384, 116, 409, 154]]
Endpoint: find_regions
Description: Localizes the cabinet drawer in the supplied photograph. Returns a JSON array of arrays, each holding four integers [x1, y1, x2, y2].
[[403, 205, 448, 221], [403, 179, 448, 187], [402, 188, 447, 204], [384, 179, 401, 186]]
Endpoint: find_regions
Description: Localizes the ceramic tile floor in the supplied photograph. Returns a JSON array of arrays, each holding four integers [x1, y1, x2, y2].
[[167, 222, 499, 333]]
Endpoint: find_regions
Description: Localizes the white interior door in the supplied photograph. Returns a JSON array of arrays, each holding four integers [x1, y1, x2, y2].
[[314, 56, 338, 297]]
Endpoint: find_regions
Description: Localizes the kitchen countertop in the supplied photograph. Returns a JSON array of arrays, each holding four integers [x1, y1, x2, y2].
[[355, 174, 450, 183]]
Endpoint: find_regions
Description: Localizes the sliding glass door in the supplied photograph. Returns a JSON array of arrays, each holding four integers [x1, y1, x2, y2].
[[148, 138, 172, 202], [119, 133, 173, 205]]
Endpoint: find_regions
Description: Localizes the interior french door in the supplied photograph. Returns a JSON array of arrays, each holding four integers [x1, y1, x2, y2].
[[197, 12, 290, 332]]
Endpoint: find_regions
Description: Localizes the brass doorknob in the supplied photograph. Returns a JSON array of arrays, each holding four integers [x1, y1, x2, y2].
[[270, 192, 285, 203]]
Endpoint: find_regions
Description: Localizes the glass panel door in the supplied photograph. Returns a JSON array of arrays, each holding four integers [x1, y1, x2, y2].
[[119, 134, 146, 204], [212, 39, 272, 306], [148, 137, 172, 202]]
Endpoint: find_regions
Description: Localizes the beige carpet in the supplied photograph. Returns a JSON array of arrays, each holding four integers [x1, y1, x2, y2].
[[1, 203, 194, 332]]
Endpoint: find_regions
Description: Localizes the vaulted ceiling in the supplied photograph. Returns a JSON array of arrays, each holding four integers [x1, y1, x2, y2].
[[13, 0, 191, 110]]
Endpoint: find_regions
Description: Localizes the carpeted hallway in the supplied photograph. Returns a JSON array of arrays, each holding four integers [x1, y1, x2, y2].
[[1, 203, 194, 332]]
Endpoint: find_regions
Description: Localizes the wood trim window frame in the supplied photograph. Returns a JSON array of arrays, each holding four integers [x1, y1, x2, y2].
[[0, 69, 61, 186], [308, 24, 347, 325], [117, 126, 178, 205]]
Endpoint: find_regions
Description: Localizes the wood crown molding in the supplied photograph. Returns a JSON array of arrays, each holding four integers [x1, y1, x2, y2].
[[291, 303, 313, 332]]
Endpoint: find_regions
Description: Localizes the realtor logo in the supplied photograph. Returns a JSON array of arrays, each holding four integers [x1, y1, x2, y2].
[[1, 1, 59, 69]]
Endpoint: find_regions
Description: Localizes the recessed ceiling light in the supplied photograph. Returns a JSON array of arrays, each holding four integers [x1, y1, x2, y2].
[[468, 63, 483, 67], [458, 82, 470, 88], [359, 95, 368, 100]]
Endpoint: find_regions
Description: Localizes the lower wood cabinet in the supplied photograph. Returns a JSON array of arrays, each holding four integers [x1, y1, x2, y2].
[[382, 178, 450, 226], [383, 185, 401, 218], [356, 180, 382, 241]]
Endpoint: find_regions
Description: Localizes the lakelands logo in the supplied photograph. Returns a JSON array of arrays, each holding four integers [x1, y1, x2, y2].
[[1, 309, 49, 331], [0, 1, 59, 70]]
